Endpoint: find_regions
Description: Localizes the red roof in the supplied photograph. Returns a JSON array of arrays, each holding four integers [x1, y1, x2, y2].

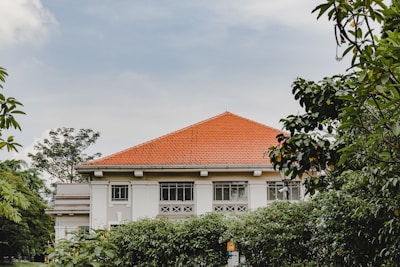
[[82, 112, 282, 166]]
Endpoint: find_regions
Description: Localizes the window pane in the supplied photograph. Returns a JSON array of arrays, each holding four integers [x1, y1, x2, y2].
[[290, 184, 300, 200], [276, 186, 284, 200], [268, 187, 276, 200], [215, 187, 222, 200], [170, 187, 176, 200], [184, 187, 192, 201], [177, 187, 184, 201], [238, 186, 247, 201], [223, 187, 230, 200], [161, 188, 169, 201], [231, 187, 238, 200]]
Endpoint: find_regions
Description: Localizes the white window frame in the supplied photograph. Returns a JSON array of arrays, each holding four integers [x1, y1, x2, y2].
[[159, 182, 194, 202], [109, 183, 130, 205], [266, 181, 301, 201], [213, 181, 248, 201]]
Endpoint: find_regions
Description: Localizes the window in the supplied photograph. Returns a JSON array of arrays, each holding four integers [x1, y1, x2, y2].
[[111, 185, 129, 201], [267, 181, 301, 201], [213, 182, 248, 201], [160, 182, 194, 201]]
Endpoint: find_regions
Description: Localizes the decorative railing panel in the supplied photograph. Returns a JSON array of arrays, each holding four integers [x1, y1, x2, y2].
[[159, 202, 195, 215], [213, 202, 248, 213]]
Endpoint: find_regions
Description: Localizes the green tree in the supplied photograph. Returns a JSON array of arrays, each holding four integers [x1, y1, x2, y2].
[[0, 159, 51, 196], [28, 127, 101, 183], [0, 170, 54, 262], [0, 67, 27, 224], [269, 0, 400, 264], [0, 67, 25, 152], [0, 172, 30, 223]]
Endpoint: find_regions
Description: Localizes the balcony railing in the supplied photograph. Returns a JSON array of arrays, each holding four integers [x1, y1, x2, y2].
[[159, 201, 195, 216], [212, 201, 248, 213]]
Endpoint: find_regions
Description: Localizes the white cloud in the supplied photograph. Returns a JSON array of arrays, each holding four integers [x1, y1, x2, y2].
[[84, 2, 171, 23], [185, 0, 330, 32], [0, 0, 57, 45]]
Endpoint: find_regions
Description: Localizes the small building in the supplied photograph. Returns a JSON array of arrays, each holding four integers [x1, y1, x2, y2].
[[45, 183, 90, 240], [48, 112, 304, 239]]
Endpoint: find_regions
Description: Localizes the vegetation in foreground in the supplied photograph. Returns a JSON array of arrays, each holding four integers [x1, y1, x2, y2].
[[0, 263, 47, 267]]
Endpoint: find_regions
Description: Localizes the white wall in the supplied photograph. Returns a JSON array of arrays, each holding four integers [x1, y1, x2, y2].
[[90, 181, 108, 229], [195, 180, 213, 214], [248, 180, 267, 210], [131, 181, 159, 220]]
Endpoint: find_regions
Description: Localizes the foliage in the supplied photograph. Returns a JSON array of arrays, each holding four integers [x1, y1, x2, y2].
[[111, 214, 228, 267], [111, 218, 175, 267], [47, 229, 117, 267], [230, 201, 316, 267], [28, 128, 101, 183], [268, 0, 400, 265], [0, 171, 54, 262], [0, 67, 25, 152], [309, 189, 382, 266], [49, 214, 229, 267], [173, 213, 228, 266], [0, 172, 30, 223], [0, 160, 51, 196]]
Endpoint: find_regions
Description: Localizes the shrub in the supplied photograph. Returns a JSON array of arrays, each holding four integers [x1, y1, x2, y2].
[[231, 201, 316, 267]]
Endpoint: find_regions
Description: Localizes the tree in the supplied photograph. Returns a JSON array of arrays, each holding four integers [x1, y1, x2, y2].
[[268, 0, 400, 263], [0, 67, 27, 230], [28, 127, 101, 183], [0, 172, 30, 223], [0, 170, 54, 262], [0, 67, 25, 152], [0, 159, 51, 196]]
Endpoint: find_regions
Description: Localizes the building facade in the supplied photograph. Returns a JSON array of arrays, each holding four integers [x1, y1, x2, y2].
[[48, 112, 304, 239]]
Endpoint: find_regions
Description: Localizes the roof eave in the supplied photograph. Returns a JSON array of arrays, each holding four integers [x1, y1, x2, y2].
[[76, 164, 275, 174]]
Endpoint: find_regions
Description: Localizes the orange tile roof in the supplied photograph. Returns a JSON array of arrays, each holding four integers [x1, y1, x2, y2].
[[82, 112, 282, 166]]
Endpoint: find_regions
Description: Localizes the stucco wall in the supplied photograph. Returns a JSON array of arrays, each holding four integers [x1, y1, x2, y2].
[[89, 170, 303, 229]]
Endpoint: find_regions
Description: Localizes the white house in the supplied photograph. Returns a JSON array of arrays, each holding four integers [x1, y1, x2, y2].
[[48, 112, 304, 239]]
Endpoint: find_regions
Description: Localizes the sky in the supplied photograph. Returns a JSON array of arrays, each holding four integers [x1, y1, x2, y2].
[[0, 0, 350, 163]]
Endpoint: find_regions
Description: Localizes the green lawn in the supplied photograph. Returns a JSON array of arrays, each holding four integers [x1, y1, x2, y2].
[[0, 263, 47, 267]]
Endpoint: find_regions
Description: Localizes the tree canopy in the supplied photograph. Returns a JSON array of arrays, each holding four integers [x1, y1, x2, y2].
[[0, 167, 54, 262], [268, 0, 400, 263], [28, 127, 101, 183], [0, 67, 25, 152], [0, 67, 27, 223]]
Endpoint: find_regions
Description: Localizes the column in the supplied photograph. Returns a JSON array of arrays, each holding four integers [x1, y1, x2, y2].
[[248, 180, 267, 210], [90, 181, 108, 229], [195, 180, 213, 215], [131, 181, 159, 220]]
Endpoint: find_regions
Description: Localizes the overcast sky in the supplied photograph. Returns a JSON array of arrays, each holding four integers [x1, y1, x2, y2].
[[0, 0, 349, 162]]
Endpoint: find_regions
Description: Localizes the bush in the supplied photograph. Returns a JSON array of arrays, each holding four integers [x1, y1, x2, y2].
[[46, 229, 117, 267], [231, 201, 316, 267], [111, 213, 228, 267]]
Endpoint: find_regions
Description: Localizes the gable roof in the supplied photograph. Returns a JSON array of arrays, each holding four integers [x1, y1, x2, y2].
[[80, 112, 282, 167]]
